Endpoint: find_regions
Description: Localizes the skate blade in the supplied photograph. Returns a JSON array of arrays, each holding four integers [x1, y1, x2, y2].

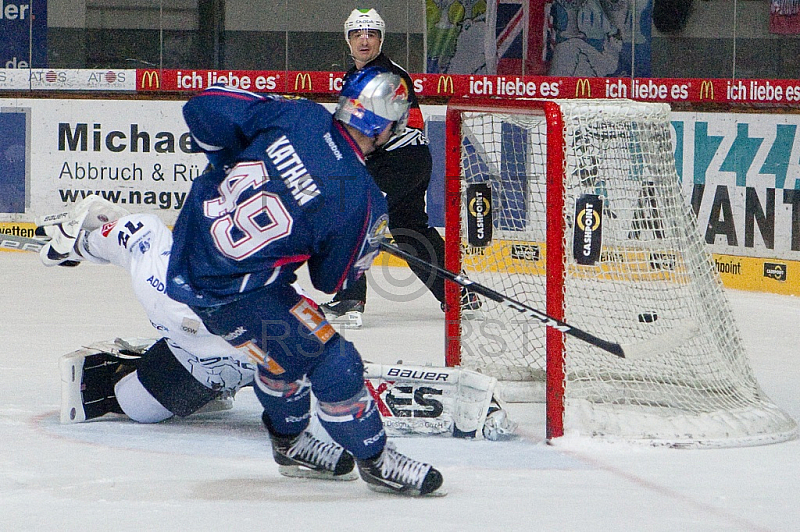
[[278, 465, 358, 481], [461, 308, 484, 321], [195, 396, 233, 414], [365, 484, 448, 497], [327, 311, 362, 329]]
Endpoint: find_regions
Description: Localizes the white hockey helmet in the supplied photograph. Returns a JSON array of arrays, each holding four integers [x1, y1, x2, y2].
[[334, 66, 410, 138], [344, 8, 386, 43]]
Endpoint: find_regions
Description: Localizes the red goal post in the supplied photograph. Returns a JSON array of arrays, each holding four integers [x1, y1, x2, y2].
[[444, 99, 568, 439]]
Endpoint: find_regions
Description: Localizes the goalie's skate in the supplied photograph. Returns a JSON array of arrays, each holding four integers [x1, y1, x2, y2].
[[60, 349, 139, 423], [356, 443, 445, 497], [460, 289, 483, 320], [265, 414, 357, 481], [194, 391, 234, 414]]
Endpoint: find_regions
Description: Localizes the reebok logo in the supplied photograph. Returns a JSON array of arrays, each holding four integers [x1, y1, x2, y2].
[[223, 326, 247, 341], [363, 428, 385, 447]]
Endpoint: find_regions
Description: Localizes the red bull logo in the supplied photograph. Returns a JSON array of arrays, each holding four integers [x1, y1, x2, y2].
[[346, 98, 366, 119], [393, 79, 409, 103]]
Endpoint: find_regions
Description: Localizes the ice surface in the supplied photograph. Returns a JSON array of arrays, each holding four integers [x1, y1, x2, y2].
[[1, 251, 798, 531]]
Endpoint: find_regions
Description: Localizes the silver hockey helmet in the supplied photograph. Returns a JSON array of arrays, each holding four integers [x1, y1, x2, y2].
[[334, 66, 410, 138]]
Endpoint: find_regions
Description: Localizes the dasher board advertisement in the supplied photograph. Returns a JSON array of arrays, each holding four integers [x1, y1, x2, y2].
[[0, 98, 204, 226]]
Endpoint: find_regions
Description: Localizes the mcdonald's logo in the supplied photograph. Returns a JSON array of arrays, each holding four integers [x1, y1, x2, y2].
[[437, 76, 454, 95], [575, 78, 591, 98], [141, 70, 160, 89], [699, 80, 714, 100], [294, 72, 312, 91]]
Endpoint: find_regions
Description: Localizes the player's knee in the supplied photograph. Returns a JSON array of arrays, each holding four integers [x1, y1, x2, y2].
[[136, 338, 218, 417], [317, 386, 376, 422], [307, 336, 365, 403], [254, 371, 311, 400], [115, 372, 173, 423]]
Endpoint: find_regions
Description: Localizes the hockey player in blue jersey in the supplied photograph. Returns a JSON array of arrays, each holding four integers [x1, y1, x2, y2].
[[166, 67, 444, 496]]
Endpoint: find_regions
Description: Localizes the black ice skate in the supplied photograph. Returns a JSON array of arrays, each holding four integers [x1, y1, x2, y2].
[[320, 299, 365, 317], [356, 443, 445, 497], [319, 299, 365, 328], [441, 288, 484, 320], [460, 288, 483, 317], [265, 414, 357, 481]]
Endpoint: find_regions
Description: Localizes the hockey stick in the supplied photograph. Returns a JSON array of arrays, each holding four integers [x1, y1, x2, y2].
[[0, 233, 46, 252], [378, 240, 626, 358], [378, 241, 701, 359]]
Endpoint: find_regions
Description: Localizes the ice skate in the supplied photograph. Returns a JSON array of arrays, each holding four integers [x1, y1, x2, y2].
[[442, 288, 484, 320], [460, 288, 483, 319], [265, 414, 357, 481], [320, 299, 364, 328], [356, 443, 445, 496]]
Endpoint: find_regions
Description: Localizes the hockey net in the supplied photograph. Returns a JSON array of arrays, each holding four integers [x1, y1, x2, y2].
[[443, 99, 797, 447]]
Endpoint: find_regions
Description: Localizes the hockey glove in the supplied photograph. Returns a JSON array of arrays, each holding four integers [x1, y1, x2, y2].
[[36, 212, 91, 267], [35, 195, 130, 267]]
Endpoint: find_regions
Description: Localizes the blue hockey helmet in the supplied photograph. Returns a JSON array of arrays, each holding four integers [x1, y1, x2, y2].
[[334, 66, 410, 138]]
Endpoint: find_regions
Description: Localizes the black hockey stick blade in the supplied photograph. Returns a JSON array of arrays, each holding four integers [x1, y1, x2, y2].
[[378, 240, 625, 358]]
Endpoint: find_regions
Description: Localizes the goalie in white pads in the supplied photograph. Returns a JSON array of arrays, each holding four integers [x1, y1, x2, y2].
[[39, 196, 365, 482], [38, 195, 256, 425], [363, 362, 517, 441]]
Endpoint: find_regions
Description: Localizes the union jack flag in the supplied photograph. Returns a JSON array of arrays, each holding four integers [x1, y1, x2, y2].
[[486, 0, 548, 75]]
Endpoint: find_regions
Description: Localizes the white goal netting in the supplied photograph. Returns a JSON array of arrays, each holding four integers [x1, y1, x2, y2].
[[447, 99, 797, 447]]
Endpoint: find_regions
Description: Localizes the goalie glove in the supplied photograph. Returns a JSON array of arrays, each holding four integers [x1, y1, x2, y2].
[[35, 195, 130, 267], [37, 212, 92, 267]]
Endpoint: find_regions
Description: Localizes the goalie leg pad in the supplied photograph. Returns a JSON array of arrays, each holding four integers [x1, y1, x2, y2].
[[60, 349, 136, 423], [136, 338, 218, 417], [362, 362, 516, 440]]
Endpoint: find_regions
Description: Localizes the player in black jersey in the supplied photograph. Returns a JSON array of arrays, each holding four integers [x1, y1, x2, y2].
[[321, 8, 480, 325]]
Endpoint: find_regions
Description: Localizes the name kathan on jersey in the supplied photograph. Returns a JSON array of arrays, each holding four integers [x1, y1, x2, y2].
[[265, 135, 320, 206]]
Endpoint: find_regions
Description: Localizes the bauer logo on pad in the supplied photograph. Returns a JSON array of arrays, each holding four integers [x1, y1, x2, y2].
[[466, 183, 492, 247], [573, 194, 603, 265]]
